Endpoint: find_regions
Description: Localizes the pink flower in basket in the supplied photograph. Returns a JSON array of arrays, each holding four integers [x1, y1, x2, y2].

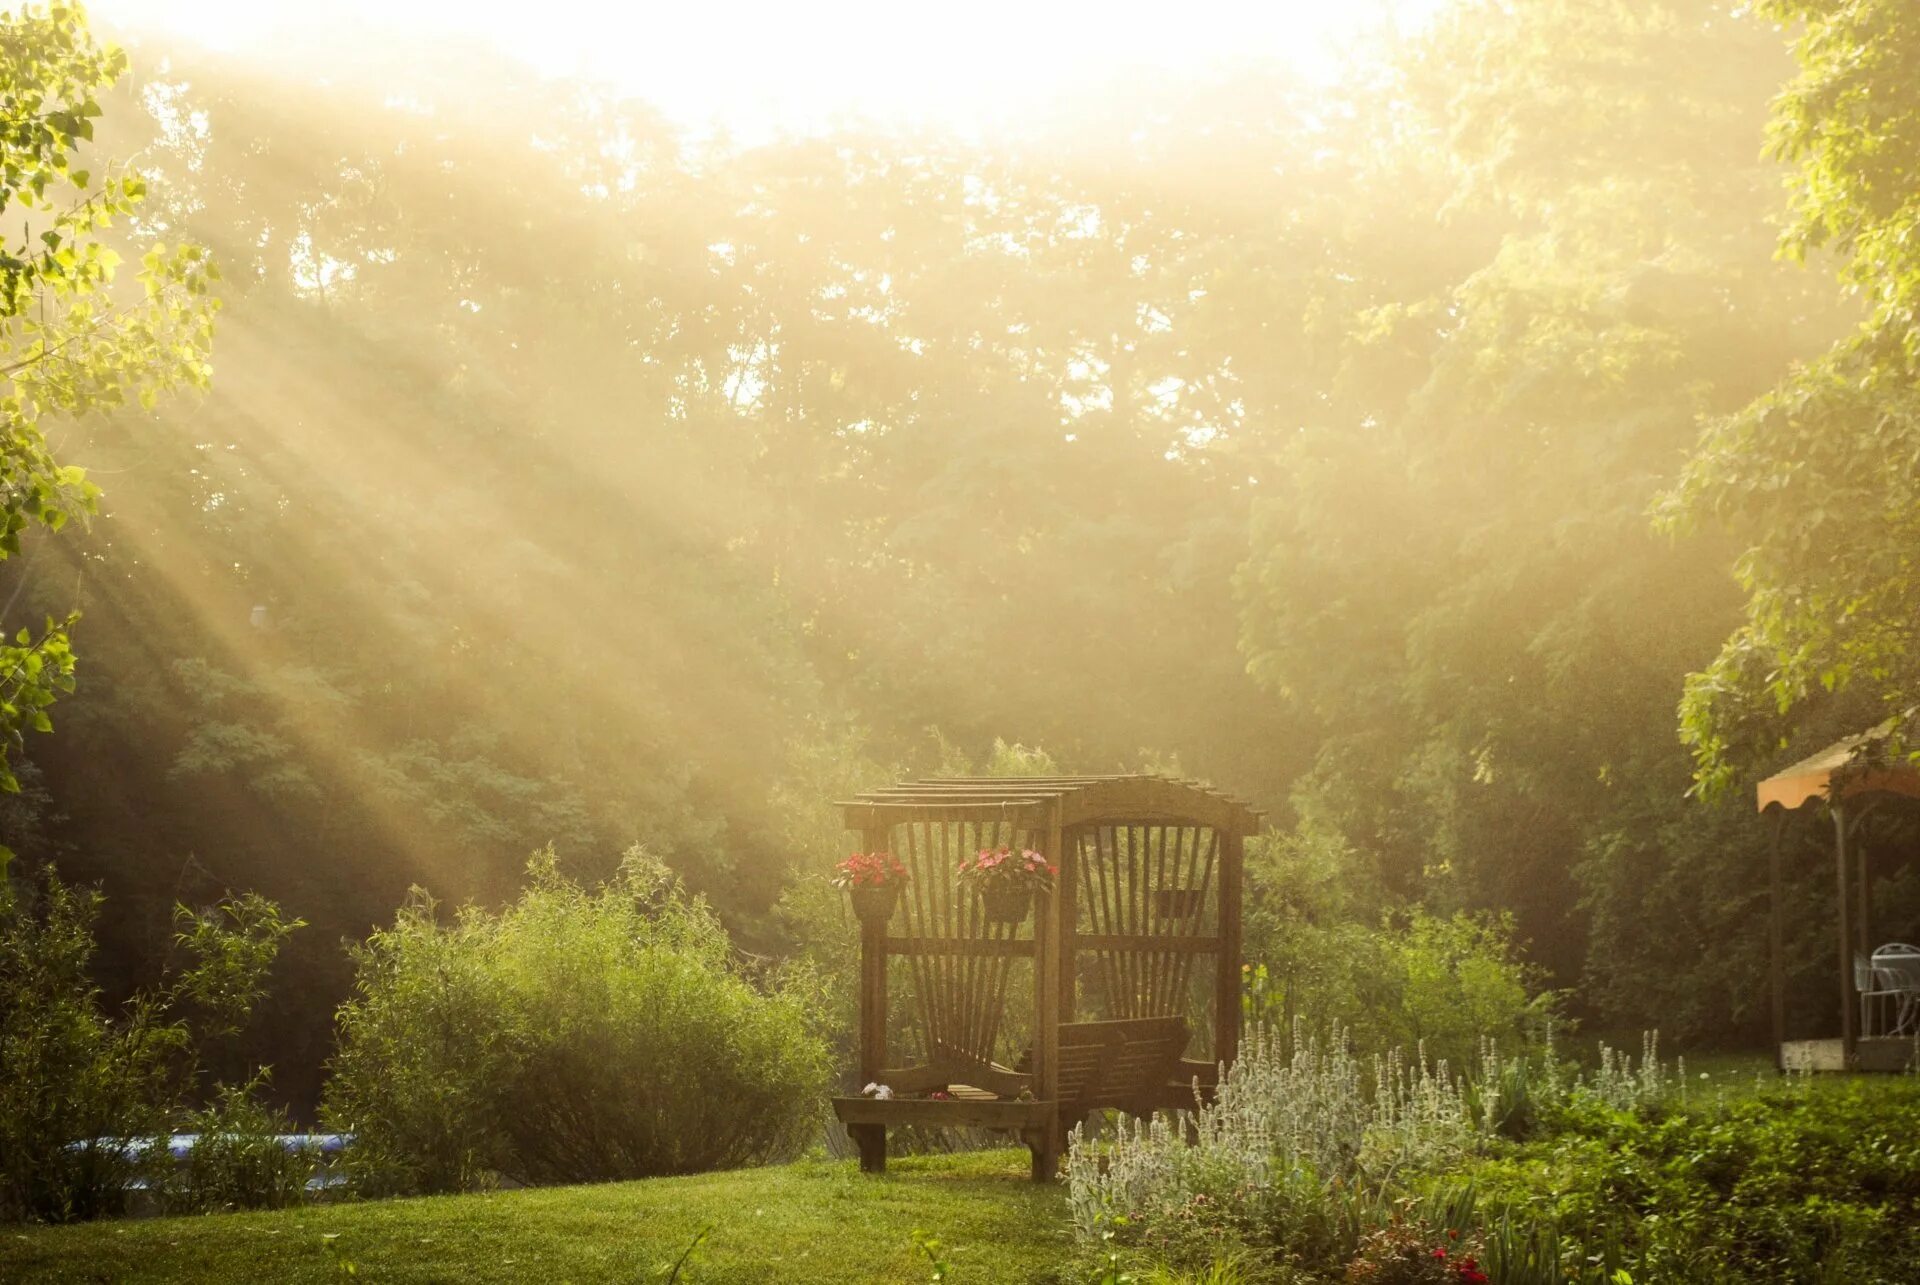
[[955, 845, 1056, 892]]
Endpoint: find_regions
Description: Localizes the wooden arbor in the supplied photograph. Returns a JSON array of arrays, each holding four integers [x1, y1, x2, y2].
[[828, 775, 1261, 1180]]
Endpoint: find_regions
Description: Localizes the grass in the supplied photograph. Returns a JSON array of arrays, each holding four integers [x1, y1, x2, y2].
[[0, 1150, 1072, 1283]]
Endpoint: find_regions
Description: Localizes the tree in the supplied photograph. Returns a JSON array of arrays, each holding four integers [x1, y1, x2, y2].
[[1235, 0, 1846, 997], [0, 2, 217, 792], [1662, 0, 1920, 792]]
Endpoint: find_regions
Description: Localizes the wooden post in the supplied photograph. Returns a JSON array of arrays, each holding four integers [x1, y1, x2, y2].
[[1058, 825, 1077, 1026], [1834, 804, 1856, 1062], [857, 824, 891, 1173], [1215, 829, 1244, 1070], [1030, 805, 1064, 1180], [1767, 808, 1786, 1070], [1857, 839, 1872, 961]]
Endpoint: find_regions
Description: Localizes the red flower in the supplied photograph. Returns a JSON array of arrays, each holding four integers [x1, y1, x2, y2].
[[834, 851, 907, 889]]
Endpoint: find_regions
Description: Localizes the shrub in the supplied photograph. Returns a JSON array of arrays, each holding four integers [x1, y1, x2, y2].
[[1245, 900, 1555, 1072], [1344, 1221, 1486, 1284], [325, 848, 831, 1193], [0, 869, 177, 1221], [322, 889, 520, 1196], [1441, 1079, 1920, 1284], [162, 1078, 317, 1214], [0, 860, 300, 1222]]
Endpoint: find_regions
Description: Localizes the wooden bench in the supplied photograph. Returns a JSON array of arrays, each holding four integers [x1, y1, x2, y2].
[[832, 1015, 1194, 1178]]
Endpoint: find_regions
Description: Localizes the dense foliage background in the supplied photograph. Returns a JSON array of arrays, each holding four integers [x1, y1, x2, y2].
[[1, 0, 1917, 1121]]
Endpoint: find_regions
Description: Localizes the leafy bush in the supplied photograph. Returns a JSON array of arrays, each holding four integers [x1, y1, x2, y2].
[[0, 869, 177, 1221], [0, 859, 300, 1222], [1441, 1079, 1920, 1284], [320, 887, 519, 1196], [163, 1079, 317, 1214], [325, 848, 831, 1194], [1245, 831, 1555, 1070]]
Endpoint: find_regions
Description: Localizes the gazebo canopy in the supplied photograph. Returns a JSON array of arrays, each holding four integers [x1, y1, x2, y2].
[[838, 774, 1263, 834], [1755, 717, 1920, 812]]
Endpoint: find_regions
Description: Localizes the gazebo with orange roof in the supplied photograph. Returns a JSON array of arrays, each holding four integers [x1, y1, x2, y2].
[[1756, 716, 1920, 1070]]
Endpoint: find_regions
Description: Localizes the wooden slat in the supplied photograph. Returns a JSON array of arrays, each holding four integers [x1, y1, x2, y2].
[[876, 1059, 1033, 1098], [830, 1097, 1055, 1130], [886, 936, 1032, 957]]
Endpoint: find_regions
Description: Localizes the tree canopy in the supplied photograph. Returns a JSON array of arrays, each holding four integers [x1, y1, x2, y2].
[[1664, 0, 1920, 793]]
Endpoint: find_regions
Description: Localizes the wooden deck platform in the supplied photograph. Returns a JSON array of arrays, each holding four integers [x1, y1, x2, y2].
[[1780, 1037, 1918, 1072]]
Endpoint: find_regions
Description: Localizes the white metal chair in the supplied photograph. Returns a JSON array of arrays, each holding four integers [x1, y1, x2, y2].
[[1871, 943, 1920, 1037], [1857, 954, 1900, 1037]]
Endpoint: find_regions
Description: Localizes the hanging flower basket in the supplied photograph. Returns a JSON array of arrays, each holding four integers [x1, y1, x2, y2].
[[849, 882, 901, 924], [956, 845, 1055, 926], [981, 883, 1032, 925], [1151, 887, 1205, 919], [834, 851, 908, 924]]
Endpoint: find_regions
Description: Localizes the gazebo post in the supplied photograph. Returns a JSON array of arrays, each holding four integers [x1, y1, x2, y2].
[[1029, 805, 1065, 1180], [1857, 838, 1872, 960], [1058, 824, 1077, 1026], [1768, 808, 1785, 1070], [1833, 803, 1856, 1063], [1215, 829, 1244, 1068]]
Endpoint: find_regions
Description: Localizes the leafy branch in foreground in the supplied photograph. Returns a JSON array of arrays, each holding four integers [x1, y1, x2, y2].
[[0, 2, 221, 791]]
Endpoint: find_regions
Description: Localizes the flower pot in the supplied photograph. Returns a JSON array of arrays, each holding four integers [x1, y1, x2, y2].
[[980, 883, 1032, 925], [1151, 887, 1205, 920], [849, 883, 901, 924]]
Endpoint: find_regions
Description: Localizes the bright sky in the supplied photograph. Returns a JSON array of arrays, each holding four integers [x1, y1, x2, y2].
[[88, 0, 1441, 136]]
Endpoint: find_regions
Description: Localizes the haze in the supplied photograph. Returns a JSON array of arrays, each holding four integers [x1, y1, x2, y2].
[[91, 0, 1439, 135]]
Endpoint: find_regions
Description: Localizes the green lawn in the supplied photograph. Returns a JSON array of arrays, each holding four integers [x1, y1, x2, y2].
[[1, 1150, 1073, 1283]]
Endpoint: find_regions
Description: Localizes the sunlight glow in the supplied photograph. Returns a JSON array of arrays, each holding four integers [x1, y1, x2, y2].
[[89, 0, 1440, 137]]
